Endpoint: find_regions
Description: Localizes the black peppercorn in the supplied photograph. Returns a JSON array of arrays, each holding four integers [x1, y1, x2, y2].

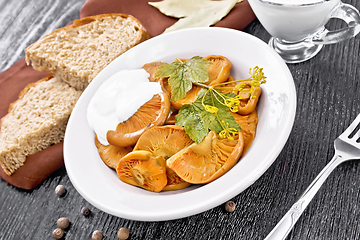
[[92, 230, 103, 240], [57, 217, 70, 229], [55, 185, 66, 197], [52, 228, 64, 239], [117, 227, 129, 239], [225, 200, 236, 212], [81, 207, 91, 216]]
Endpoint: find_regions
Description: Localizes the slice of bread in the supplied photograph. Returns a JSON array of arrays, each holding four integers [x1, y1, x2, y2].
[[25, 14, 151, 91], [0, 75, 82, 175]]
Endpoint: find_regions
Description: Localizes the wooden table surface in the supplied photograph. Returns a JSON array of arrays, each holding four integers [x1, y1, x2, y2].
[[1, 0, 360, 239]]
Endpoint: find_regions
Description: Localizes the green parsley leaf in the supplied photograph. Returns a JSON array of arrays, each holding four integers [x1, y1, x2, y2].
[[155, 56, 212, 101], [175, 88, 241, 143]]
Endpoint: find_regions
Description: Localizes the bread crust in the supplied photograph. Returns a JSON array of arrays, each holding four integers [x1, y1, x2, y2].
[[1, 14, 151, 177], [7, 75, 54, 114], [25, 14, 151, 90], [0, 75, 82, 175], [71, 14, 151, 40], [25, 14, 151, 62]]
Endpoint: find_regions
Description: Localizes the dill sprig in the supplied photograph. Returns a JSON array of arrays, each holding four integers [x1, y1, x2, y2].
[[196, 66, 266, 139]]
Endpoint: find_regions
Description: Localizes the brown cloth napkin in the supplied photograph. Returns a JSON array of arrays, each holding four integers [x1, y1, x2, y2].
[[0, 0, 255, 190], [0, 62, 63, 190], [80, 0, 256, 36]]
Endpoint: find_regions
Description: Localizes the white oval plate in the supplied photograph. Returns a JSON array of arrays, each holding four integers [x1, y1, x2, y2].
[[64, 27, 296, 221]]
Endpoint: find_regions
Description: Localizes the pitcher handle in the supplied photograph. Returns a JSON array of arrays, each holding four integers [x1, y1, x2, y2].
[[313, 2, 360, 44]]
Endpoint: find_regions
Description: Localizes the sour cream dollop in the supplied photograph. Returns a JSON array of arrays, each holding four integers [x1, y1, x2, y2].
[[87, 69, 162, 146]]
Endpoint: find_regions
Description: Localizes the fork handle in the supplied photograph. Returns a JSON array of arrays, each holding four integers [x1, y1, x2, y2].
[[264, 153, 343, 240]]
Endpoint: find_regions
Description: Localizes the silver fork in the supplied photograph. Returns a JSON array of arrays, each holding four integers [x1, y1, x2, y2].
[[265, 114, 360, 240]]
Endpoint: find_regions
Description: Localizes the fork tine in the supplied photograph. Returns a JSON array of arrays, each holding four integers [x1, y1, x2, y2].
[[341, 114, 360, 139], [265, 113, 360, 240], [349, 122, 360, 139], [352, 126, 360, 141]]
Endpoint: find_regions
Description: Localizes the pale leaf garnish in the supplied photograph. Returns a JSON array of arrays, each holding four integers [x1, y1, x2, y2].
[[148, 0, 242, 34]]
